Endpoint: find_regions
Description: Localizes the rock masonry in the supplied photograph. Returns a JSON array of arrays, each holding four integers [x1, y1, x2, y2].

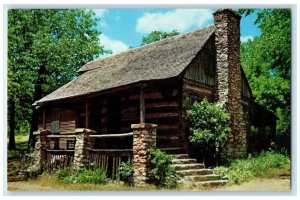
[[213, 9, 247, 159], [131, 123, 157, 187]]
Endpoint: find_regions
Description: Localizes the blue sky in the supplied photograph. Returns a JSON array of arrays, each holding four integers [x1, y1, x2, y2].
[[93, 9, 261, 58]]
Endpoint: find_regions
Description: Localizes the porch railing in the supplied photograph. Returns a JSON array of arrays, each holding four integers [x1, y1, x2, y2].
[[39, 130, 133, 179]]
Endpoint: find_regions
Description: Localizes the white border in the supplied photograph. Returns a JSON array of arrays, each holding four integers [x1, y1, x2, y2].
[[1, 0, 299, 199]]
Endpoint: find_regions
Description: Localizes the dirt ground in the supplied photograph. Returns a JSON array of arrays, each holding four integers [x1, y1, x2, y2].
[[7, 177, 290, 191], [216, 178, 290, 191], [216, 165, 291, 192]]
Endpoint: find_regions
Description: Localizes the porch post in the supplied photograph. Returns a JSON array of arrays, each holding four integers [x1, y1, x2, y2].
[[131, 123, 157, 187], [85, 100, 89, 128], [73, 128, 96, 169], [32, 129, 51, 173], [140, 84, 145, 124], [42, 107, 46, 129]]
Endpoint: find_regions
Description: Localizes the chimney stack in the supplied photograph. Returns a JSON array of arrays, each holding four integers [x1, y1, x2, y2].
[[213, 9, 247, 158]]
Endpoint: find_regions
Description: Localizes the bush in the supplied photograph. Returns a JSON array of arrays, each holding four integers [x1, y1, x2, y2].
[[214, 150, 290, 185], [55, 168, 69, 181], [147, 148, 179, 188], [54, 168, 107, 185], [187, 98, 230, 165], [119, 161, 134, 186]]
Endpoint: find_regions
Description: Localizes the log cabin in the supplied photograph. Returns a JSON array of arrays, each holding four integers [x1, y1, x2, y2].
[[32, 9, 276, 177]]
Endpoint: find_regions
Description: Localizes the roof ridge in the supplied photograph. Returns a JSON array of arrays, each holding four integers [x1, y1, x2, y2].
[[77, 24, 214, 73]]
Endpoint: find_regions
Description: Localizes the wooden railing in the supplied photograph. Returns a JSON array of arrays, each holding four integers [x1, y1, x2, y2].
[[46, 149, 75, 172], [89, 132, 133, 138], [88, 149, 132, 180], [39, 130, 133, 179], [88, 132, 133, 180]]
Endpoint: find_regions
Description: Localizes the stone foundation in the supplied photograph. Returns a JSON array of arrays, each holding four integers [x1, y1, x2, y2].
[[213, 9, 247, 159], [131, 123, 157, 187]]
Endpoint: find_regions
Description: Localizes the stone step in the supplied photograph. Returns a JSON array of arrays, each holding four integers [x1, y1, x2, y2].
[[171, 158, 197, 164], [183, 174, 221, 182], [177, 168, 214, 176], [171, 163, 205, 171], [166, 149, 228, 188], [172, 154, 190, 159], [159, 147, 183, 154]]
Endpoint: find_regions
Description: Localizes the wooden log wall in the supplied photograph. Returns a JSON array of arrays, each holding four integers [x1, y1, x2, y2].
[[121, 86, 181, 148], [90, 84, 181, 148], [182, 78, 215, 104], [38, 107, 76, 150]]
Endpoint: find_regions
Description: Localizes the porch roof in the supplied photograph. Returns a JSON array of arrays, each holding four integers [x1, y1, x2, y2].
[[35, 25, 215, 105]]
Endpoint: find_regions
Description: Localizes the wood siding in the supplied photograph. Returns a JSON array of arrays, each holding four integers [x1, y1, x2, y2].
[[184, 36, 216, 86]]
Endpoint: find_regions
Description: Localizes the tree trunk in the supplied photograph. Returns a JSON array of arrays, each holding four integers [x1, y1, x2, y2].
[[8, 98, 16, 150], [28, 65, 46, 148]]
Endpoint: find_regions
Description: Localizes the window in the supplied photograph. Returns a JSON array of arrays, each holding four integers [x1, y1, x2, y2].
[[51, 108, 60, 133]]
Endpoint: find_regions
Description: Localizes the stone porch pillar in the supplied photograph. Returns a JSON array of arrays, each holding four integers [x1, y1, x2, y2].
[[131, 123, 157, 187], [73, 128, 95, 169], [32, 129, 51, 172]]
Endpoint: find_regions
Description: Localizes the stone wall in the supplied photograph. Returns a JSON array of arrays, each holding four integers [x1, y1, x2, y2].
[[131, 123, 157, 187], [213, 9, 247, 159]]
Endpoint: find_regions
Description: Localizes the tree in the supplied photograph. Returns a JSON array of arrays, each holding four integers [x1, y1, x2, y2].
[[239, 9, 291, 135], [140, 30, 179, 46], [8, 9, 108, 148]]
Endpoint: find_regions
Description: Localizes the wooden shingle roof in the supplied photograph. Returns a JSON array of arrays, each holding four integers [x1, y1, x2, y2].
[[35, 25, 215, 105]]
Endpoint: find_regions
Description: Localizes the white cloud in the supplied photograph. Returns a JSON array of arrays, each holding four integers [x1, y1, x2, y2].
[[136, 9, 213, 34], [241, 35, 254, 43], [94, 9, 108, 18], [93, 9, 108, 28], [99, 34, 129, 58]]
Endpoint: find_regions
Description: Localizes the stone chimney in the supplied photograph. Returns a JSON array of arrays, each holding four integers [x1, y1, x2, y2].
[[213, 9, 247, 158]]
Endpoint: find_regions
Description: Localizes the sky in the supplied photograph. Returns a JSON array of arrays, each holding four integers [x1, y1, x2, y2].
[[92, 9, 261, 58]]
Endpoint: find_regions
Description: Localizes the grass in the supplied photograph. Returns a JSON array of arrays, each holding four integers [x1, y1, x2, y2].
[[214, 150, 290, 185], [8, 173, 213, 191], [7, 134, 34, 182]]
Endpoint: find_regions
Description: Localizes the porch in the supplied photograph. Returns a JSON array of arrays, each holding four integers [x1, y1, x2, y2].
[[33, 123, 157, 186]]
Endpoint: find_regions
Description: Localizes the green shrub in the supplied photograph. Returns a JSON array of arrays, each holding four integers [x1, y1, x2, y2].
[[187, 98, 230, 164], [147, 148, 179, 188], [119, 161, 134, 186], [55, 168, 69, 181], [214, 150, 290, 185], [54, 168, 107, 185]]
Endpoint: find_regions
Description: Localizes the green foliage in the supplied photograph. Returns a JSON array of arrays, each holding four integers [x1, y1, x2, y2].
[[147, 148, 179, 188], [239, 9, 291, 135], [119, 161, 134, 186], [214, 150, 290, 185], [55, 168, 107, 185], [187, 99, 230, 163], [8, 9, 109, 144], [140, 30, 179, 46]]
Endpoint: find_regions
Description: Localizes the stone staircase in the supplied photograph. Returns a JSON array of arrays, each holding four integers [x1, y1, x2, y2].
[[161, 148, 228, 187]]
